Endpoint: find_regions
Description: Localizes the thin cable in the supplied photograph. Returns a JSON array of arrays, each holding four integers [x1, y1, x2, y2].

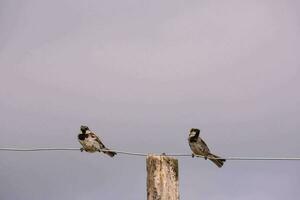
[[163, 154, 300, 160], [0, 148, 79, 151], [103, 149, 148, 156], [1, 148, 300, 160], [192, 155, 300, 160], [0, 147, 148, 156]]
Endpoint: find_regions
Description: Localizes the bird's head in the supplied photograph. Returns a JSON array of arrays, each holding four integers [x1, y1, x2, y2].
[[80, 125, 89, 133], [189, 128, 200, 139]]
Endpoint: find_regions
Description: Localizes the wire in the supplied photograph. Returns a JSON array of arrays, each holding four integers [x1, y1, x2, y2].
[[0, 147, 148, 156], [0, 148, 79, 152], [1, 147, 300, 160], [193, 156, 300, 161]]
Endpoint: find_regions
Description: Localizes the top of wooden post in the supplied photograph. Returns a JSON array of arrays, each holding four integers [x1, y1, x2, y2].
[[146, 154, 179, 200]]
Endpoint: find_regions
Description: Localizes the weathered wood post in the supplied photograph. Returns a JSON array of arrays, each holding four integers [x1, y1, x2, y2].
[[146, 155, 179, 200]]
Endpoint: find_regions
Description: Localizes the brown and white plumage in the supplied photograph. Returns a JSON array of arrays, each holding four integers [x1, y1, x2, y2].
[[188, 128, 225, 168], [78, 126, 116, 157]]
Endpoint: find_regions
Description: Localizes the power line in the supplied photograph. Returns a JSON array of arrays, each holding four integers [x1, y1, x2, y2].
[[1, 147, 300, 160]]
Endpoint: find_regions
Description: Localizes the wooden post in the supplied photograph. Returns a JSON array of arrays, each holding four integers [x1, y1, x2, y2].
[[146, 155, 179, 200]]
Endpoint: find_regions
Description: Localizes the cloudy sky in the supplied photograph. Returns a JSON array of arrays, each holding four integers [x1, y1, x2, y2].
[[1, 0, 300, 199]]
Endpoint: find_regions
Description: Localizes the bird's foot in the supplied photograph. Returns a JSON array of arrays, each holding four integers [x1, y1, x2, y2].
[[80, 148, 84, 152], [204, 156, 207, 160], [192, 154, 195, 158]]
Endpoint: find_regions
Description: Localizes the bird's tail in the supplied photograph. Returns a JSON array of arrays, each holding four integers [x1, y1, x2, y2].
[[208, 153, 226, 168], [102, 148, 117, 157]]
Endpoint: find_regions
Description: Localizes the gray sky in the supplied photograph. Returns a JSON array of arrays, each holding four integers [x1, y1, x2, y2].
[[1, 0, 300, 199]]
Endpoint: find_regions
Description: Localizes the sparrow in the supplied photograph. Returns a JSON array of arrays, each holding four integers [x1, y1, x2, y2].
[[78, 125, 116, 157], [188, 128, 225, 168]]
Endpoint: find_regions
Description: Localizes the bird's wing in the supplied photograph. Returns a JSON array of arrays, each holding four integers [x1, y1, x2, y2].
[[200, 138, 211, 153], [90, 132, 106, 149]]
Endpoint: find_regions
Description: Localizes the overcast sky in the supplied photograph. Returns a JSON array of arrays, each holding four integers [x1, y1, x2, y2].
[[1, 0, 300, 199]]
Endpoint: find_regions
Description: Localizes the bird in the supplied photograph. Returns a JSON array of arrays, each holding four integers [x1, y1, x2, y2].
[[78, 125, 116, 157], [188, 128, 225, 168]]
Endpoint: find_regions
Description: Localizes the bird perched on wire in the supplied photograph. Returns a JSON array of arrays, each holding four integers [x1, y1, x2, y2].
[[78, 125, 116, 157], [188, 128, 225, 168]]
